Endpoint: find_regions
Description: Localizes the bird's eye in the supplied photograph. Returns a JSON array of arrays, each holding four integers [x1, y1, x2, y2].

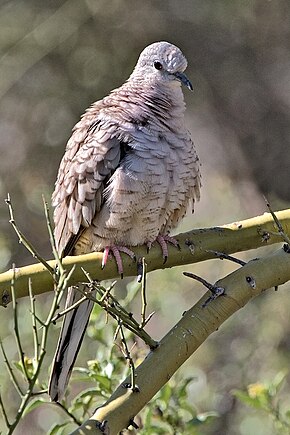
[[154, 61, 163, 70]]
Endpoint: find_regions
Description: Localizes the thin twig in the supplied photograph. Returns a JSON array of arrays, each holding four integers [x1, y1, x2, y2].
[[1, 198, 83, 433], [139, 257, 147, 328], [0, 341, 24, 397], [7, 267, 77, 432], [113, 323, 121, 342], [183, 272, 219, 294], [206, 250, 246, 266], [100, 280, 117, 302], [118, 321, 137, 392], [142, 311, 155, 327], [264, 197, 290, 245], [30, 311, 46, 328], [183, 272, 226, 307], [77, 274, 158, 349], [42, 196, 63, 271], [31, 389, 47, 396], [54, 401, 82, 426], [28, 279, 40, 363], [11, 266, 30, 382], [51, 294, 88, 323], [5, 194, 54, 274], [0, 390, 10, 429], [54, 265, 76, 308]]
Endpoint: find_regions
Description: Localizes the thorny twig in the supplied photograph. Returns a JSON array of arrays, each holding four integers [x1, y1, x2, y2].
[[0, 391, 10, 429], [54, 402, 82, 426], [28, 279, 40, 365], [115, 321, 138, 392], [5, 194, 54, 274], [139, 257, 148, 328], [264, 197, 290, 245], [206, 250, 246, 266], [0, 198, 80, 433], [0, 340, 24, 397], [183, 272, 225, 308], [11, 265, 30, 383], [80, 269, 158, 349]]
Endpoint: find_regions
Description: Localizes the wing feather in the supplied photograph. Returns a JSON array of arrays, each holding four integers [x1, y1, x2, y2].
[[52, 111, 122, 255]]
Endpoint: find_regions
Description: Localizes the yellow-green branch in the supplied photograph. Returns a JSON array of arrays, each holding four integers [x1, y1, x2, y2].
[[72, 244, 290, 434], [1, 209, 290, 306]]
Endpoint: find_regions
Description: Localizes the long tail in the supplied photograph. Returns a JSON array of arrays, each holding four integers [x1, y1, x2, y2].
[[48, 285, 94, 402]]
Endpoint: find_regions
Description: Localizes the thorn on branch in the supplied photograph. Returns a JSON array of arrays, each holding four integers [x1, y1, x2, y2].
[[183, 272, 226, 307], [207, 250, 246, 266], [202, 287, 226, 308], [264, 197, 290, 245]]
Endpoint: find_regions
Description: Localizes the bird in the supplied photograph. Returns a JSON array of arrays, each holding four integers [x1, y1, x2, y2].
[[48, 41, 201, 401]]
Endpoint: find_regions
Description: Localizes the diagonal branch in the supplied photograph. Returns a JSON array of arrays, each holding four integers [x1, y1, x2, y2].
[[71, 244, 290, 434], [0, 209, 290, 306]]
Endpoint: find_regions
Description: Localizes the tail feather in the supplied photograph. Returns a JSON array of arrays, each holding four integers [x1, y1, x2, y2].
[[48, 286, 94, 402]]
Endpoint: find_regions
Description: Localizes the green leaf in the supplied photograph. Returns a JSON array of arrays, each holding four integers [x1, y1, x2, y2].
[[92, 374, 111, 391], [233, 390, 266, 409]]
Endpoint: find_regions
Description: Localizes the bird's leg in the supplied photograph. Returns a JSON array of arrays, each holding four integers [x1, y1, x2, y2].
[[148, 234, 180, 263], [102, 245, 136, 278]]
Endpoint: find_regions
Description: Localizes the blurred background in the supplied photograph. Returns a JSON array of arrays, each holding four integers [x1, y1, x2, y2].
[[0, 0, 290, 434]]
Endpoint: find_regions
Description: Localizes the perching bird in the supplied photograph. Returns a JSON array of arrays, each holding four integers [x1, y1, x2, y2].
[[48, 41, 201, 401]]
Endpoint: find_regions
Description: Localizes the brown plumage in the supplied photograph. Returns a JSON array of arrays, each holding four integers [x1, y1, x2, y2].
[[48, 41, 201, 401]]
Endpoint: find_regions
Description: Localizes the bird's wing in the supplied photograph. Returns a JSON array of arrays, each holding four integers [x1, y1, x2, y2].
[[52, 111, 122, 256], [49, 108, 125, 401]]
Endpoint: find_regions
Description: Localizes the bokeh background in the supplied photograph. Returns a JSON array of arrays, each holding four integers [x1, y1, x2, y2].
[[0, 0, 290, 434]]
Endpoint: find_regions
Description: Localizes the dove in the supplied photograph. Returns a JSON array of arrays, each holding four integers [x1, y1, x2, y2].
[[48, 41, 201, 401]]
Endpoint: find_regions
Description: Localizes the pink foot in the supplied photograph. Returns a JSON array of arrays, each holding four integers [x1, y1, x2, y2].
[[101, 245, 136, 278], [148, 235, 180, 263]]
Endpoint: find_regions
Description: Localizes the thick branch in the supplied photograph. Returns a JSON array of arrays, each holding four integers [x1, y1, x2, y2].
[[1, 210, 290, 305], [71, 244, 290, 434]]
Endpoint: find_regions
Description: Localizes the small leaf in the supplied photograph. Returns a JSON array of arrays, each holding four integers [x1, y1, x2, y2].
[[94, 374, 111, 389], [233, 390, 265, 409]]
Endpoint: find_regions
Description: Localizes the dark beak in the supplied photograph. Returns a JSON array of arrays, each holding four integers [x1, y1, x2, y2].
[[174, 71, 193, 91]]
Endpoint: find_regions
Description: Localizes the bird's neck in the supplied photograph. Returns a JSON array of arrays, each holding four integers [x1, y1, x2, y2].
[[126, 79, 187, 124]]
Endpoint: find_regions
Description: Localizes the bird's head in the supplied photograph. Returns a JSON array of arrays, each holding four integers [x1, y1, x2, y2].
[[131, 41, 193, 91]]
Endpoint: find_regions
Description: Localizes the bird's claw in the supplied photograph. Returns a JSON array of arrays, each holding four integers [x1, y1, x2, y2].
[[156, 234, 180, 263], [102, 245, 136, 277]]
